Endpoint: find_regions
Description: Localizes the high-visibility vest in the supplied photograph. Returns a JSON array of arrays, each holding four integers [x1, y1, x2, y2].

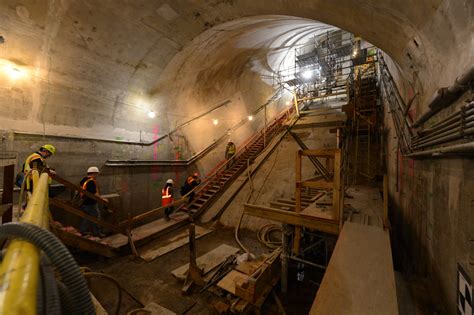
[[226, 144, 236, 155], [23, 153, 44, 174], [186, 176, 195, 185], [23, 152, 46, 190], [81, 177, 99, 198], [162, 186, 173, 206]]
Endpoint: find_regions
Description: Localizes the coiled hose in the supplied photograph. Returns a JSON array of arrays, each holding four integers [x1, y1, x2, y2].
[[257, 224, 282, 249], [0, 222, 95, 315]]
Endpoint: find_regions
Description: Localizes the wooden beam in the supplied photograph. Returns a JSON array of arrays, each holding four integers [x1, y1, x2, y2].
[[50, 198, 124, 234], [300, 149, 337, 157], [244, 204, 339, 235], [2, 165, 14, 223], [50, 173, 114, 211], [298, 180, 334, 190], [332, 149, 342, 222]]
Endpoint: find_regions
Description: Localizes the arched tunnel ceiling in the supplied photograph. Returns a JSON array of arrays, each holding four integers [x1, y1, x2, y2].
[[0, 0, 472, 139]]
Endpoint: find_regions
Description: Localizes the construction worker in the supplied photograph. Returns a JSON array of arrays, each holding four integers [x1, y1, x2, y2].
[[225, 141, 236, 168], [162, 179, 174, 220], [79, 166, 106, 237], [20, 144, 56, 192], [180, 172, 200, 203]]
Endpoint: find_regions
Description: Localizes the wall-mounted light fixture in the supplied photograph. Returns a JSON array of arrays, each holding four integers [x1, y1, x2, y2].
[[1, 59, 27, 81], [213, 119, 218, 125], [248, 115, 253, 121], [147, 111, 156, 119]]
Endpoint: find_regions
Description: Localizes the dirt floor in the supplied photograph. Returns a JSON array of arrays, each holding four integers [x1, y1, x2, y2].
[[80, 226, 288, 314]]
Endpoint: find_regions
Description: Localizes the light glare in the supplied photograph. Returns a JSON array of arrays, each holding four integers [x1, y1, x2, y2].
[[147, 111, 156, 119], [213, 119, 218, 125], [248, 115, 253, 121], [302, 70, 313, 79]]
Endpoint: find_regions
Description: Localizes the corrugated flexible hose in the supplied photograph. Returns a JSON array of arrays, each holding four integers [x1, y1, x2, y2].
[[0, 222, 95, 315]]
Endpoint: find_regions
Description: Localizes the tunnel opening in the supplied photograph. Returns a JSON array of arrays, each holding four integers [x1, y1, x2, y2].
[[0, 1, 472, 314]]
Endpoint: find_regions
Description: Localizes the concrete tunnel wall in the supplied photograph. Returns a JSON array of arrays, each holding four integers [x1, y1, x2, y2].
[[0, 1, 472, 312]]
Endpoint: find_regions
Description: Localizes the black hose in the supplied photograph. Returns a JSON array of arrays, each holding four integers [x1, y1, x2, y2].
[[57, 280, 75, 315], [0, 222, 95, 315], [38, 255, 62, 315]]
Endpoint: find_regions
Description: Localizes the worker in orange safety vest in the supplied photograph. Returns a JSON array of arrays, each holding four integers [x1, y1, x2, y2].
[[162, 179, 175, 220]]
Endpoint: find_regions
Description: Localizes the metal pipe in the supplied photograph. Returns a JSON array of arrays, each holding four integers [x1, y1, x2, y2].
[[289, 255, 326, 270], [0, 171, 49, 314], [421, 102, 474, 132], [406, 142, 474, 158], [413, 127, 461, 147], [413, 66, 474, 127], [413, 127, 474, 149], [414, 116, 474, 144]]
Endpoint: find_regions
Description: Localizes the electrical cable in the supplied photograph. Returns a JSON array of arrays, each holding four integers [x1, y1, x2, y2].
[[82, 272, 122, 315], [81, 271, 145, 314]]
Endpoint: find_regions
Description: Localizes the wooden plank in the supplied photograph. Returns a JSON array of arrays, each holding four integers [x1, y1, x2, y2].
[[332, 149, 342, 222], [244, 204, 339, 235], [52, 227, 116, 258], [310, 222, 398, 315], [171, 244, 240, 280], [217, 270, 247, 295], [50, 198, 123, 234], [298, 180, 334, 190], [50, 173, 112, 210], [300, 204, 334, 220], [102, 213, 189, 248], [139, 226, 212, 262], [301, 149, 337, 157]]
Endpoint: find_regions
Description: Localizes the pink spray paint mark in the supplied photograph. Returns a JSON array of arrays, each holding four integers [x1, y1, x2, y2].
[[151, 126, 160, 181]]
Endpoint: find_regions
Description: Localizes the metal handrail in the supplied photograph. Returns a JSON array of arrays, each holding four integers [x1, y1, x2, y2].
[[0, 170, 50, 314], [121, 107, 293, 226]]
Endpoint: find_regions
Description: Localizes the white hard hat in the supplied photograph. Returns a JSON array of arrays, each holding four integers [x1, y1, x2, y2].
[[166, 179, 174, 184], [87, 166, 100, 174]]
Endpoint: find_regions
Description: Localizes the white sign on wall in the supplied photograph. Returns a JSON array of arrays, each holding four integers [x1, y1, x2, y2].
[[458, 264, 473, 315]]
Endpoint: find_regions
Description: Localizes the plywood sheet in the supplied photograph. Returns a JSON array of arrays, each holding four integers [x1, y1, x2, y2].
[[139, 226, 212, 262], [310, 222, 398, 315], [300, 202, 334, 220], [217, 270, 248, 295], [171, 244, 240, 280], [101, 213, 189, 248]]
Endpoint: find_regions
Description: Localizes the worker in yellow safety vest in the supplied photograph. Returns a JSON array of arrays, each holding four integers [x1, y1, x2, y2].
[[225, 141, 236, 168], [161, 179, 174, 220], [21, 144, 56, 191]]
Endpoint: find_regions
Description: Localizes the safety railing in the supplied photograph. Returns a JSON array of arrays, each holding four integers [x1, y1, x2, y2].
[[120, 106, 294, 227]]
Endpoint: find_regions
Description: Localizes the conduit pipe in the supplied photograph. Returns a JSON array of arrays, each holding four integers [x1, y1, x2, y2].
[[105, 89, 283, 166], [14, 99, 232, 146], [412, 126, 474, 149], [413, 66, 474, 127], [406, 142, 474, 158]]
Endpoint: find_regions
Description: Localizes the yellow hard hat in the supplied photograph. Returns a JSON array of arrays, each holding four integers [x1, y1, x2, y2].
[[41, 144, 56, 155]]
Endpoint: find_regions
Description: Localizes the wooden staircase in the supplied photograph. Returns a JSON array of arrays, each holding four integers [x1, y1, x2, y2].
[[49, 111, 291, 257]]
